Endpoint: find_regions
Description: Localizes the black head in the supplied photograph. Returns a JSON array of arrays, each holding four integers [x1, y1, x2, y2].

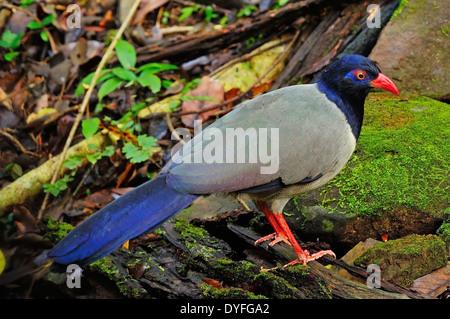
[[318, 55, 381, 102], [317, 54, 398, 139]]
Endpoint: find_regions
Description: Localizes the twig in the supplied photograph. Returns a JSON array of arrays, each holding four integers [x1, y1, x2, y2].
[[37, 0, 143, 219], [165, 113, 186, 146], [0, 129, 41, 157]]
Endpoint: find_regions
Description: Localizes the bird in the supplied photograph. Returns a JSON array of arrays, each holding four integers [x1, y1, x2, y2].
[[48, 54, 399, 267]]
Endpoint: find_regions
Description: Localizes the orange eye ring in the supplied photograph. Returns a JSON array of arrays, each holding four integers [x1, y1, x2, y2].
[[356, 72, 366, 80]]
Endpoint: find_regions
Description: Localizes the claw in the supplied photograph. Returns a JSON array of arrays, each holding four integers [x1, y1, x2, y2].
[[283, 249, 336, 267], [254, 232, 292, 247]]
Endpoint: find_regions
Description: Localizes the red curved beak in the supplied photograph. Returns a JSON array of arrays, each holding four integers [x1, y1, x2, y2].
[[370, 73, 399, 95]]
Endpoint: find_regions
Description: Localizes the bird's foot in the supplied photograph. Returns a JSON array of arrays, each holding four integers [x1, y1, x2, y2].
[[283, 249, 336, 267], [254, 232, 292, 247]]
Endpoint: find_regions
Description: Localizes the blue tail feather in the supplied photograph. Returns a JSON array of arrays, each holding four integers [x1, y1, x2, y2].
[[48, 175, 198, 265]]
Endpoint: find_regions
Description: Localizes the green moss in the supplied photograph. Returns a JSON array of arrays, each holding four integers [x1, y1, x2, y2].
[[436, 209, 450, 251], [321, 219, 334, 232], [200, 284, 267, 299], [45, 217, 74, 242], [390, 0, 408, 20], [174, 217, 208, 249], [90, 256, 147, 298], [253, 271, 300, 298], [320, 93, 449, 217], [354, 234, 447, 286]]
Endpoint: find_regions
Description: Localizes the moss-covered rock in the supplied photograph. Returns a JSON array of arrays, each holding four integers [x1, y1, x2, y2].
[[354, 234, 447, 286], [285, 93, 449, 248]]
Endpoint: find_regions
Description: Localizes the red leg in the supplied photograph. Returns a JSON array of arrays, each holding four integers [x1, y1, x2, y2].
[[255, 201, 336, 267], [254, 201, 291, 247], [272, 212, 336, 266]]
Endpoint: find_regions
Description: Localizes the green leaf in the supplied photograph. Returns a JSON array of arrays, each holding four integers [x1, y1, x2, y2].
[[178, 6, 200, 22], [96, 71, 114, 83], [42, 14, 56, 26], [136, 62, 178, 74], [204, 6, 218, 22], [98, 77, 122, 101], [20, 0, 35, 8], [63, 156, 84, 170], [40, 30, 49, 42], [4, 51, 19, 62], [0, 249, 5, 275], [237, 5, 257, 18], [137, 134, 158, 151], [3, 162, 22, 179], [122, 142, 148, 163], [81, 117, 100, 139], [1, 30, 23, 49], [137, 70, 161, 93], [115, 39, 136, 69], [86, 153, 102, 164], [0, 40, 9, 48], [75, 72, 94, 96], [43, 174, 74, 196], [27, 20, 42, 30], [102, 145, 115, 157], [112, 67, 137, 81]]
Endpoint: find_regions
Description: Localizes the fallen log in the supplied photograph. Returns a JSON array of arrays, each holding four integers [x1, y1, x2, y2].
[[135, 0, 331, 64]]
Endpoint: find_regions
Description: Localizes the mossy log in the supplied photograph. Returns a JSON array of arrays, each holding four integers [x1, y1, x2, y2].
[[43, 210, 433, 299], [0, 133, 110, 215]]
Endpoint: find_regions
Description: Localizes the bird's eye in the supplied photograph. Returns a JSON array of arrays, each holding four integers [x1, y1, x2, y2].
[[356, 72, 366, 80]]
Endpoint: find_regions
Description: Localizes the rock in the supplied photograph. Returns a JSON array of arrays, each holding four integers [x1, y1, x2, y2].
[[369, 0, 450, 101], [409, 262, 450, 298], [332, 238, 381, 284], [341, 238, 381, 265], [354, 234, 447, 287]]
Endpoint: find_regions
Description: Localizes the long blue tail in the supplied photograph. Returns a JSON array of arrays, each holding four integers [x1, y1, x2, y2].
[[48, 174, 198, 265]]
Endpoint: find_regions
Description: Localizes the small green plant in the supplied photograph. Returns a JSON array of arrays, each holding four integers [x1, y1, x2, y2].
[[203, 6, 218, 22], [26, 14, 55, 42], [75, 39, 178, 110], [178, 5, 218, 23], [42, 118, 114, 197], [20, 0, 35, 7], [0, 30, 23, 61], [178, 5, 201, 22], [273, 0, 290, 9], [43, 174, 75, 196], [122, 135, 159, 164], [237, 5, 257, 18]]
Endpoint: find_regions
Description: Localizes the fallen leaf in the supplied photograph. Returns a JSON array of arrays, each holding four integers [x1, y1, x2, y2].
[[0, 249, 5, 275], [26, 107, 57, 125], [13, 205, 38, 234], [181, 76, 224, 127], [131, 0, 169, 25], [72, 189, 115, 210], [0, 87, 13, 110], [99, 9, 114, 27], [203, 278, 223, 289]]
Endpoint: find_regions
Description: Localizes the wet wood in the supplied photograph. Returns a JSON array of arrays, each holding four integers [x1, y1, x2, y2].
[[51, 209, 435, 299]]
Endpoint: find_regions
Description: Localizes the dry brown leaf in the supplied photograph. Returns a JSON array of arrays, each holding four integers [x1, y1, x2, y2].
[[181, 76, 224, 127]]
